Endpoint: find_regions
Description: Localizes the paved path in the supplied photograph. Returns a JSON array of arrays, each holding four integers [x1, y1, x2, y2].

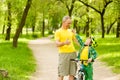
[[28, 38, 120, 80]]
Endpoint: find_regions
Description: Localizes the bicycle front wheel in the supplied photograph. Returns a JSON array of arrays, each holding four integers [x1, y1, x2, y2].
[[78, 73, 84, 80]]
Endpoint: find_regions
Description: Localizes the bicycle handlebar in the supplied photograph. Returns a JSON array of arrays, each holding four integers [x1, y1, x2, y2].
[[70, 59, 94, 63], [70, 59, 88, 62]]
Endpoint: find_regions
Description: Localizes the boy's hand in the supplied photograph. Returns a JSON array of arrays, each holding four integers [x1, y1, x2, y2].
[[72, 29, 76, 34], [88, 58, 92, 63]]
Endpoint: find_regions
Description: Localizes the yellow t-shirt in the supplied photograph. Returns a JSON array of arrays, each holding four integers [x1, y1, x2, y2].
[[80, 46, 89, 60], [54, 28, 76, 53], [80, 46, 89, 66]]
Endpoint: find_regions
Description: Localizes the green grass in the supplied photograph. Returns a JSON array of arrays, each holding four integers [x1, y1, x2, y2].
[[0, 41, 36, 80], [95, 37, 120, 73], [0, 32, 50, 79]]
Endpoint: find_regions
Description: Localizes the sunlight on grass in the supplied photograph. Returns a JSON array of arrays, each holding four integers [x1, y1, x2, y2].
[[100, 43, 120, 45], [100, 52, 120, 59], [100, 52, 120, 73], [0, 42, 36, 80], [95, 37, 120, 73]]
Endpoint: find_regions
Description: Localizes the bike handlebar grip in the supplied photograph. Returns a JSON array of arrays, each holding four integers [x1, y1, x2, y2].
[[70, 59, 79, 62], [70, 59, 75, 61], [70, 59, 88, 62]]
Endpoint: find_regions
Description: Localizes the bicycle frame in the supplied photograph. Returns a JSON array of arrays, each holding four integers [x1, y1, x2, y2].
[[70, 59, 87, 80]]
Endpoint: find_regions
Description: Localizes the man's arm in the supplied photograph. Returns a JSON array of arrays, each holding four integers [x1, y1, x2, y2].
[[73, 36, 80, 46], [72, 29, 81, 46], [56, 39, 71, 47]]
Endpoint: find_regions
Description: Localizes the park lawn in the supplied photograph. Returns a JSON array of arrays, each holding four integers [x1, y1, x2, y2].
[[95, 37, 120, 73], [0, 40, 36, 80]]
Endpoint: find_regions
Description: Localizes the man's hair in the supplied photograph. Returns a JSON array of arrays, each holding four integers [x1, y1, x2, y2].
[[62, 16, 71, 23]]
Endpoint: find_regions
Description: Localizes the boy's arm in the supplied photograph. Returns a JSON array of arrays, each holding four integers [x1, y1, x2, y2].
[[75, 34, 84, 46], [90, 47, 97, 60], [88, 47, 97, 63], [74, 34, 84, 60]]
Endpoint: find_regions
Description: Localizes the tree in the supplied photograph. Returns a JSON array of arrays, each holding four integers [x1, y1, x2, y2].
[[78, 0, 113, 38], [33, 0, 52, 37], [2, 15, 7, 35], [57, 0, 77, 17], [116, 15, 120, 37], [5, 1, 11, 40], [48, 1, 65, 32], [85, 0, 90, 37], [13, 0, 32, 47], [114, 0, 120, 37], [106, 19, 117, 34]]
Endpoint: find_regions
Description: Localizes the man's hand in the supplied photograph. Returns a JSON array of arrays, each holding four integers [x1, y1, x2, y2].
[[64, 39, 71, 45], [56, 39, 70, 47]]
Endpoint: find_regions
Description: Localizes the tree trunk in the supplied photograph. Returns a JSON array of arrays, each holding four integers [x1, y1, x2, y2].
[[101, 14, 105, 38], [2, 16, 7, 34], [83, 26, 86, 34], [32, 25, 35, 34], [73, 19, 77, 30], [78, 0, 112, 38], [86, 18, 89, 37], [60, 0, 76, 17], [32, 17, 36, 34], [13, 0, 32, 47], [26, 26, 28, 35], [86, 4, 89, 37], [106, 19, 116, 34], [5, 27, 11, 40], [42, 12, 45, 37], [42, 20, 45, 37], [5, 2, 11, 40], [68, 11, 72, 17], [116, 15, 120, 38], [73, 19, 80, 34], [2, 25, 5, 34], [68, 0, 75, 17]]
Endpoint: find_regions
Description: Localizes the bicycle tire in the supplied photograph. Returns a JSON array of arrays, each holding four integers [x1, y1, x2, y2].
[[78, 73, 84, 80], [74, 77, 77, 80]]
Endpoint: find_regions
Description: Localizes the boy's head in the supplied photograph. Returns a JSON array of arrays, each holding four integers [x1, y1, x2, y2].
[[85, 38, 92, 46], [84, 37, 98, 47]]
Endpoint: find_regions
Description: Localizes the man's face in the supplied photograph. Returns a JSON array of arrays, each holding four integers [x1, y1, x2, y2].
[[63, 19, 72, 29]]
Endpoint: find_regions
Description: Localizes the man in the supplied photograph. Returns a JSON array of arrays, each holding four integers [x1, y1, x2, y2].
[[54, 16, 78, 80]]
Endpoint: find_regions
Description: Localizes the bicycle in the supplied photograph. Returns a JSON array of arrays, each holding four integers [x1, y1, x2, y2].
[[70, 59, 88, 80]]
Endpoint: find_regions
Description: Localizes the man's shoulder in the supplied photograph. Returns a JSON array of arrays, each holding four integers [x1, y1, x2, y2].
[[68, 29, 72, 32], [55, 28, 62, 33]]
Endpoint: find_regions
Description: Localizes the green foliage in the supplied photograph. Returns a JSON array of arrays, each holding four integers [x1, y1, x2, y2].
[[113, 0, 120, 16], [0, 42, 36, 80], [0, 0, 119, 37], [19, 33, 41, 40]]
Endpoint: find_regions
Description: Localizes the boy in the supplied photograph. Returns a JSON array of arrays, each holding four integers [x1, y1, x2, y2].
[[76, 34, 97, 80]]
